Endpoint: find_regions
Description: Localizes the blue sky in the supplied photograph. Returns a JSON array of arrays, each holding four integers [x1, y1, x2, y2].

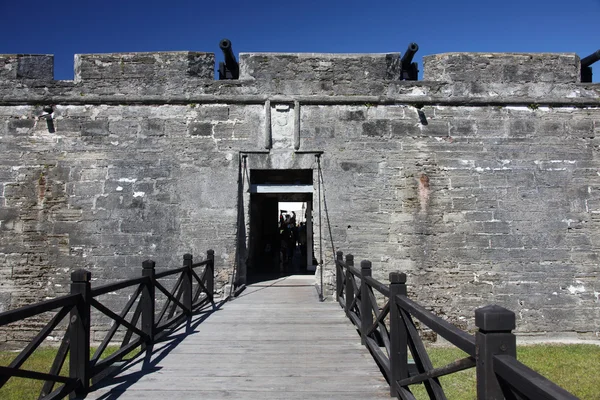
[[1, 0, 599, 81]]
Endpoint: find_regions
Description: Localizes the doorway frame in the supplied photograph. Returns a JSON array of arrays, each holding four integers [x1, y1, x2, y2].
[[235, 152, 323, 287]]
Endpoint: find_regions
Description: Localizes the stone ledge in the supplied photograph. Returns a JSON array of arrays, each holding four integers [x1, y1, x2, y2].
[[1, 81, 598, 106]]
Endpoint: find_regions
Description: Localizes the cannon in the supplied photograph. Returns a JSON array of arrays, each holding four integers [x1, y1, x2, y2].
[[581, 49, 600, 82], [218, 38, 239, 80], [400, 42, 419, 80]]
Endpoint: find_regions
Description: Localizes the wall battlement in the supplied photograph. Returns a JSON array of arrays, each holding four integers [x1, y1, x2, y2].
[[74, 52, 214, 82], [424, 53, 581, 83], [0, 51, 598, 107], [238, 52, 402, 81], [0, 54, 54, 80], [0, 51, 589, 84]]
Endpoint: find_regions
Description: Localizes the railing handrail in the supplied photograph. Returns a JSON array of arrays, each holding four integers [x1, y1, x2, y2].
[[154, 265, 188, 279], [90, 276, 150, 297], [0, 294, 80, 327], [335, 250, 579, 400], [0, 249, 217, 400], [395, 294, 476, 356], [493, 355, 578, 400], [364, 275, 390, 297], [191, 259, 210, 268]]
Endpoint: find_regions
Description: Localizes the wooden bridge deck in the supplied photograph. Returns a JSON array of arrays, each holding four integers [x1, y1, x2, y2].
[[86, 275, 389, 399]]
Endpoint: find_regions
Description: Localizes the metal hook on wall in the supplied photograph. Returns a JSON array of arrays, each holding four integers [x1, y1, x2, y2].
[[39, 105, 55, 133]]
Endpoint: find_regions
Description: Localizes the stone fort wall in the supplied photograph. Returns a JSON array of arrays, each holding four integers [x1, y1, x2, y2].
[[0, 49, 599, 342]]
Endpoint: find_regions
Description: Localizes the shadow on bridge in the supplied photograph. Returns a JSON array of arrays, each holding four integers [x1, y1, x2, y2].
[[86, 299, 227, 400]]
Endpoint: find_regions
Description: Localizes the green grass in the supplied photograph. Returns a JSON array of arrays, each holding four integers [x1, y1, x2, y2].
[[410, 344, 600, 400], [0, 345, 140, 400], [0, 347, 68, 400]]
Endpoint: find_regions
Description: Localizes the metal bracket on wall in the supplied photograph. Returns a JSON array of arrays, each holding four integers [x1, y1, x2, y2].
[[294, 100, 301, 151], [264, 100, 272, 149]]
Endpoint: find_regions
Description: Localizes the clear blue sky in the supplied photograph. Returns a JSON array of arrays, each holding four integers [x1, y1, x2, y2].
[[1, 0, 599, 81]]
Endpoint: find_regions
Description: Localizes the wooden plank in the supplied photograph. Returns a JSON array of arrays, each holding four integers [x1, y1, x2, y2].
[[89, 376, 389, 392], [88, 389, 390, 399], [168, 342, 369, 353], [147, 366, 384, 377]]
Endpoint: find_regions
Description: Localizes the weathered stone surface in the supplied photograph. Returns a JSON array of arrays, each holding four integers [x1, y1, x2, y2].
[[423, 53, 580, 83], [0, 49, 599, 345], [239, 52, 402, 81], [0, 54, 54, 80], [74, 51, 214, 82]]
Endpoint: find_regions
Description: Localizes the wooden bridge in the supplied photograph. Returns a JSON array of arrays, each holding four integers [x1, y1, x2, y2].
[[86, 275, 389, 399], [0, 250, 580, 399]]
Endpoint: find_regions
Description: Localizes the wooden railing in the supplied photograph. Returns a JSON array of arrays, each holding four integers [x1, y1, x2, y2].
[[0, 250, 215, 399], [335, 251, 579, 400]]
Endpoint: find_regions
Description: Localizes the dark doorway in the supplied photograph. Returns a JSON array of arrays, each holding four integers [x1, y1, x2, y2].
[[247, 169, 315, 283]]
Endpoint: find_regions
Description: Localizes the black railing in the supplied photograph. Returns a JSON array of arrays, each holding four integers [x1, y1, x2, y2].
[[0, 250, 215, 399], [335, 251, 579, 400]]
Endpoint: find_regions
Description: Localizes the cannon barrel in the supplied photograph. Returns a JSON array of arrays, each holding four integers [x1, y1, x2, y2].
[[581, 49, 600, 68], [400, 42, 419, 80], [219, 38, 239, 79], [401, 42, 419, 67]]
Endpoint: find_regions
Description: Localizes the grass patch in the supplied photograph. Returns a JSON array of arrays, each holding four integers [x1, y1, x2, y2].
[[0, 345, 140, 400], [517, 345, 600, 400], [410, 344, 600, 400], [0, 347, 68, 400]]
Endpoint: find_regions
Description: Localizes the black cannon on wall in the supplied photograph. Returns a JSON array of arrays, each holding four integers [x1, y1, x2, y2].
[[581, 49, 600, 82], [401, 42, 419, 80], [218, 38, 239, 80]]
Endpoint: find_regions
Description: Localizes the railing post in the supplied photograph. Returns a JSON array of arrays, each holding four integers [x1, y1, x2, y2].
[[336, 251, 343, 305], [206, 249, 215, 300], [69, 269, 91, 398], [360, 260, 373, 346], [183, 254, 193, 316], [475, 305, 516, 400], [344, 254, 354, 317], [141, 260, 155, 346], [389, 272, 408, 397]]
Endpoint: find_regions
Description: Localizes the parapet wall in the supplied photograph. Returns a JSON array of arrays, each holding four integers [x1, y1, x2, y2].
[[0, 48, 599, 344], [0, 51, 597, 105], [0, 50, 589, 85]]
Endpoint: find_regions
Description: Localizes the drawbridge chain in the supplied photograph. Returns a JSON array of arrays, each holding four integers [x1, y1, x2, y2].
[[316, 154, 337, 301]]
